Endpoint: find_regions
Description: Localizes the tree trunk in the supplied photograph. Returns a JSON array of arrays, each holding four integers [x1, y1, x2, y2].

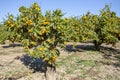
[[94, 43, 101, 51], [45, 64, 58, 80], [93, 40, 102, 51]]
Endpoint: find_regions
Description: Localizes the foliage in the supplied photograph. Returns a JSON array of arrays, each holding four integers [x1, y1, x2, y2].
[[67, 5, 120, 50], [0, 24, 8, 44], [1, 3, 120, 67], [92, 5, 120, 50], [3, 15, 21, 44], [16, 3, 68, 65]]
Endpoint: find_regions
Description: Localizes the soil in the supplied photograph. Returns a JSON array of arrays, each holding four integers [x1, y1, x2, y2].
[[0, 41, 120, 80]]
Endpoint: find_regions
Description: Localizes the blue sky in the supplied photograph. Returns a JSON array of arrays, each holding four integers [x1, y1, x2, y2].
[[0, 0, 120, 22]]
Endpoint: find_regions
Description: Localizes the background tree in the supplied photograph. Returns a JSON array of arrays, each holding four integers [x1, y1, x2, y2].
[[92, 5, 120, 50]]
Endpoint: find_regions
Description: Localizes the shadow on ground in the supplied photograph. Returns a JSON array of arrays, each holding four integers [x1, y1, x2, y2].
[[2, 43, 22, 48], [15, 54, 47, 73], [64, 43, 120, 67], [65, 43, 96, 52], [15, 43, 120, 74], [100, 46, 120, 67]]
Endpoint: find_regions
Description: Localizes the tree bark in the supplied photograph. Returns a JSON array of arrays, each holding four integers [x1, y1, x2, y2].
[[45, 64, 58, 80], [93, 40, 102, 51]]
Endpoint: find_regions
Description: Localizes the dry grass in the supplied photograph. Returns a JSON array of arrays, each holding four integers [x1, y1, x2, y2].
[[0, 41, 120, 80]]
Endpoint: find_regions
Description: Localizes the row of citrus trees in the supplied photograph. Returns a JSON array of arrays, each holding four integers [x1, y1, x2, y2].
[[0, 3, 120, 69], [68, 6, 120, 50]]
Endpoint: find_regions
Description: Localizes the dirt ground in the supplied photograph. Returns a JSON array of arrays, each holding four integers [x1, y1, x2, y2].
[[0, 41, 120, 80]]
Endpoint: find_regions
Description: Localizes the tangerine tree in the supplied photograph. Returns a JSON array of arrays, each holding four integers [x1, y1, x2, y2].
[[0, 24, 7, 44], [16, 3, 68, 70], [67, 12, 97, 47], [1, 14, 21, 45], [92, 5, 120, 50]]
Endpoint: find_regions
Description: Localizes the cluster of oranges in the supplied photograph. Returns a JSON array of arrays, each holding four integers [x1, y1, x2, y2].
[[42, 17, 49, 26], [24, 20, 33, 26], [42, 21, 49, 26], [34, 3, 40, 11], [39, 28, 46, 35]]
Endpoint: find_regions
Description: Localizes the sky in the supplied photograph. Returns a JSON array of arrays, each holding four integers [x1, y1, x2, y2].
[[0, 0, 120, 22]]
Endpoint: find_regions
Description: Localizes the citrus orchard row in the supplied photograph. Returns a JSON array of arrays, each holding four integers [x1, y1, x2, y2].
[[0, 3, 120, 68]]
